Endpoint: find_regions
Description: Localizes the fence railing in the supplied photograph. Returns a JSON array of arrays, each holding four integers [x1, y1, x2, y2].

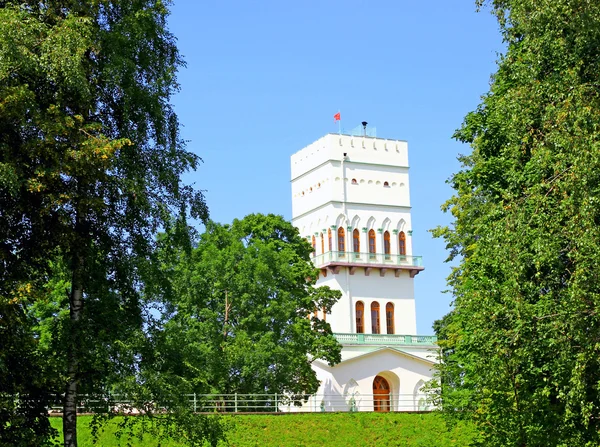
[[285, 393, 431, 413], [48, 393, 432, 414], [312, 251, 422, 268], [334, 333, 437, 346]]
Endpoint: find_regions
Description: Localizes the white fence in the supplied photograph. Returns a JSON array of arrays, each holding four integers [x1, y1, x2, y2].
[[48, 393, 431, 414]]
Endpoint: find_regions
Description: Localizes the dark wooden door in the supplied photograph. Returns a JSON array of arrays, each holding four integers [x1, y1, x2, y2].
[[373, 375, 390, 412]]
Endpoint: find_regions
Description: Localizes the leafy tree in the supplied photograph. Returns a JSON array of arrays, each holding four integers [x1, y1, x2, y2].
[[0, 299, 58, 446], [0, 1, 212, 445], [433, 1, 600, 446], [156, 214, 342, 404]]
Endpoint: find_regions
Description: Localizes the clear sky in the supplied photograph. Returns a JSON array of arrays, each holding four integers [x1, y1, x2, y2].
[[167, 1, 505, 334]]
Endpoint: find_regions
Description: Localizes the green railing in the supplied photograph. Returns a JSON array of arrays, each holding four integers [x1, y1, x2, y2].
[[334, 333, 437, 346], [312, 251, 422, 268]]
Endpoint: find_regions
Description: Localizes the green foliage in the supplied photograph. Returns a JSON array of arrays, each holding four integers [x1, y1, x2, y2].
[[0, 1, 211, 445], [50, 413, 479, 447], [433, 1, 600, 446], [0, 299, 58, 446], [155, 214, 342, 399]]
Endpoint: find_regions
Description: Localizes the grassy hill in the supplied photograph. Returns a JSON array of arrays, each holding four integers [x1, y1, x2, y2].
[[50, 413, 477, 446]]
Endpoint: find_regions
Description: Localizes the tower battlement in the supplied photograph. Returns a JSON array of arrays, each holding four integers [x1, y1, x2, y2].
[[291, 134, 412, 220], [291, 133, 409, 180]]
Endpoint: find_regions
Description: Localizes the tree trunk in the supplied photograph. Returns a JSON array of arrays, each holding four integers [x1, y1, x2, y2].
[[63, 251, 84, 447]]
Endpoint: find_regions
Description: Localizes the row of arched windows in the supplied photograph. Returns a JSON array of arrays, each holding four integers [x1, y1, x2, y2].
[[355, 301, 394, 334], [313, 229, 406, 255]]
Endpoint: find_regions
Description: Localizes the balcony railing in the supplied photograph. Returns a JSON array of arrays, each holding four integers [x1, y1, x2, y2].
[[312, 251, 423, 268], [334, 333, 437, 346]]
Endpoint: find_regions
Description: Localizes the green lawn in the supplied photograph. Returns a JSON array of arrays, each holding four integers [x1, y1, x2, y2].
[[50, 412, 477, 446]]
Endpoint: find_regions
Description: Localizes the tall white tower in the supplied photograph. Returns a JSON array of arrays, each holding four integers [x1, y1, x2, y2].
[[290, 129, 436, 412]]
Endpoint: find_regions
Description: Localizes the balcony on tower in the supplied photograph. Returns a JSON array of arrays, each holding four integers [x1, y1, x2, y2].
[[333, 333, 437, 347], [312, 250, 424, 278]]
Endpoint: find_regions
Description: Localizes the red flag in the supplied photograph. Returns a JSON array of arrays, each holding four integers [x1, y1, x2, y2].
[[333, 112, 341, 121]]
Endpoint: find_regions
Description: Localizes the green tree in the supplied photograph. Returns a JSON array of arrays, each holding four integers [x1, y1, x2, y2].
[[156, 214, 342, 404], [0, 298, 58, 446], [0, 1, 211, 445], [433, 1, 600, 446]]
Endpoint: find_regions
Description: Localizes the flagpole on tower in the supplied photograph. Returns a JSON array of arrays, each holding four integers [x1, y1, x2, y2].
[[334, 110, 341, 134]]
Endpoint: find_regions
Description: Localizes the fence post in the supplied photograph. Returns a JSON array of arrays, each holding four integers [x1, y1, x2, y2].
[[193, 393, 197, 413], [274, 393, 278, 412], [235, 393, 238, 413]]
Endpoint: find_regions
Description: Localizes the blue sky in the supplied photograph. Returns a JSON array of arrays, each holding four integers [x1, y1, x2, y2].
[[167, 1, 505, 334]]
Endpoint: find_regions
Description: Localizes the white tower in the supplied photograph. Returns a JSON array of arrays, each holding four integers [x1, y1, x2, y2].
[[291, 129, 436, 412]]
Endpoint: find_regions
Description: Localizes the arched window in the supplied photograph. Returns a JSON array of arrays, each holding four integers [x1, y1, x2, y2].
[[353, 229, 360, 255], [322, 306, 326, 322], [320, 233, 324, 254], [368, 229, 376, 258], [399, 231, 406, 256], [328, 228, 332, 252], [383, 181, 389, 187], [311, 235, 316, 256], [386, 302, 394, 334], [356, 301, 364, 333], [337, 227, 345, 253], [351, 178, 358, 185], [384, 231, 391, 259], [371, 301, 380, 334]]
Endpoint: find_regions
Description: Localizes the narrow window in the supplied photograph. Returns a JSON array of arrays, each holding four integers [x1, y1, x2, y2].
[[386, 302, 394, 334], [356, 301, 364, 333], [351, 178, 358, 185], [321, 233, 324, 254], [383, 181, 389, 187], [322, 306, 327, 322], [399, 231, 406, 256], [338, 227, 345, 252], [384, 231, 391, 259], [371, 302, 380, 334], [368, 229, 376, 258], [311, 235, 316, 256], [328, 228, 332, 252], [353, 229, 360, 255]]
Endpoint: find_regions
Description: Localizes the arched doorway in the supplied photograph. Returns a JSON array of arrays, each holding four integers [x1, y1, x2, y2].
[[373, 375, 391, 412]]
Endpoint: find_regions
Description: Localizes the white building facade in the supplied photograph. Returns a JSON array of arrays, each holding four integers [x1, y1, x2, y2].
[[291, 131, 437, 412]]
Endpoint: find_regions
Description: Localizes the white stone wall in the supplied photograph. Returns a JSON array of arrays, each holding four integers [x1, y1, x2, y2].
[[308, 350, 433, 412], [319, 269, 417, 335], [291, 134, 409, 181], [292, 163, 411, 219]]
